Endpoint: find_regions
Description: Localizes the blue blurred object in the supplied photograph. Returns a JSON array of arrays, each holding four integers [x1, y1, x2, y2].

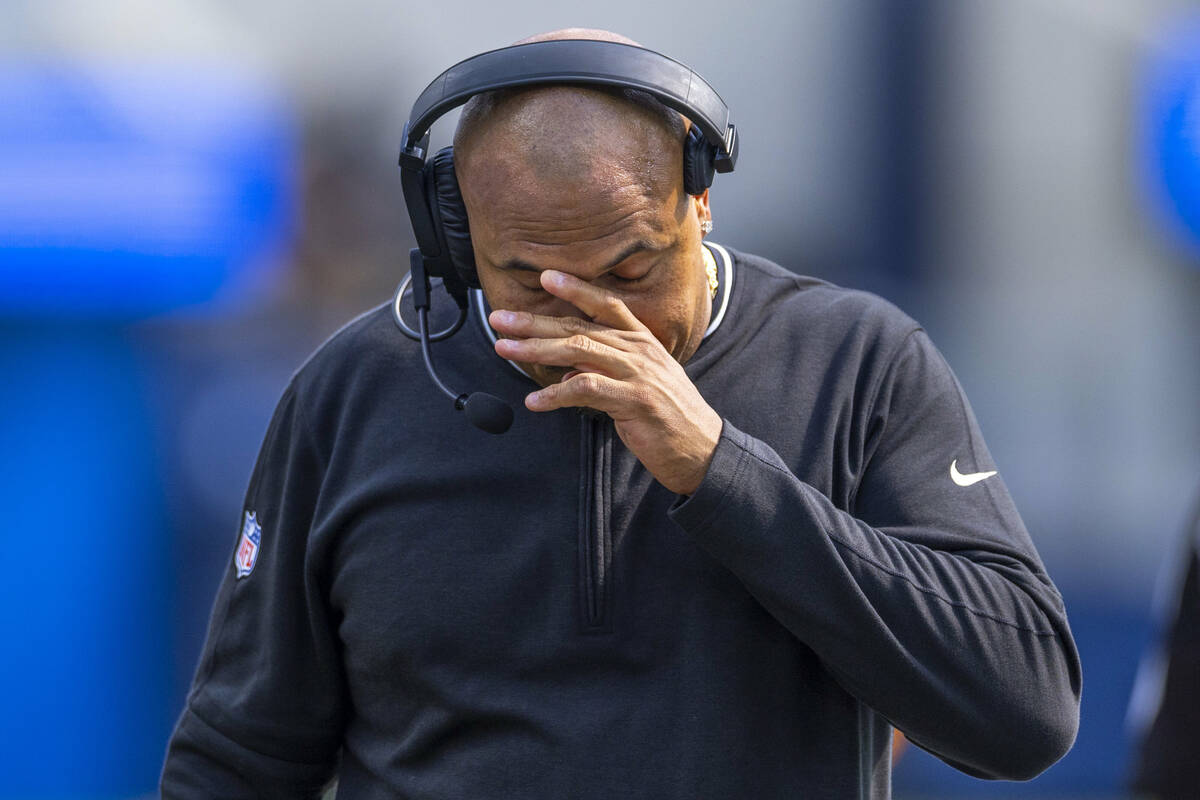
[[0, 60, 296, 797], [0, 61, 295, 316], [1140, 19, 1200, 264], [0, 327, 172, 795]]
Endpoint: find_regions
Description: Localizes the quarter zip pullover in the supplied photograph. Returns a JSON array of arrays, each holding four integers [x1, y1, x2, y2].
[[163, 248, 1081, 799]]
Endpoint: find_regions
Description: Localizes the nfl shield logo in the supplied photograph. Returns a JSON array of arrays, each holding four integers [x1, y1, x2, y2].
[[235, 510, 262, 579]]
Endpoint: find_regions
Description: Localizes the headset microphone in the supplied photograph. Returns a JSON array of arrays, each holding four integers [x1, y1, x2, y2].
[[393, 249, 514, 434]]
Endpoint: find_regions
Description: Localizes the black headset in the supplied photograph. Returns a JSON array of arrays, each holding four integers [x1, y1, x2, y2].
[[395, 39, 738, 434], [399, 38, 739, 306]]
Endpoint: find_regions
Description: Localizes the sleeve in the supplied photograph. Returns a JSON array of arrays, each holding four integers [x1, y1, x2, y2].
[[161, 381, 345, 798], [669, 329, 1081, 781]]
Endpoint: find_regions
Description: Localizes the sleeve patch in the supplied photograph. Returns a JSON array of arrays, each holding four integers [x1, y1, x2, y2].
[[234, 510, 263, 579]]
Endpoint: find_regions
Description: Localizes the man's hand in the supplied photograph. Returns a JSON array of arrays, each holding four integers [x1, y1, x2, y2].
[[490, 269, 722, 495]]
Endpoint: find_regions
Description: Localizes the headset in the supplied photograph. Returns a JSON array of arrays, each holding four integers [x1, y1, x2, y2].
[[394, 38, 739, 434]]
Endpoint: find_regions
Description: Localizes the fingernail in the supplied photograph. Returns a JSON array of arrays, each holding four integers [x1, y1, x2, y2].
[[527, 391, 542, 407], [494, 310, 515, 326]]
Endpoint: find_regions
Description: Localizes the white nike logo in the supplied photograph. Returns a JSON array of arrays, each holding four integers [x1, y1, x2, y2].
[[950, 459, 997, 487]]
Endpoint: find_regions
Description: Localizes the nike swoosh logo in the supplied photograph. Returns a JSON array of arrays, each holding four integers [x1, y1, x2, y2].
[[950, 459, 997, 487]]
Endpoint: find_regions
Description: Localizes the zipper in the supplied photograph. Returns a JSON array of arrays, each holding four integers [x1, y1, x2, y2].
[[577, 412, 613, 632]]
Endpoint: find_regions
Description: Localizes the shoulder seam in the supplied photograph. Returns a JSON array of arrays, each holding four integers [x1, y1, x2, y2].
[[289, 302, 392, 385], [288, 374, 329, 475], [847, 326, 924, 513]]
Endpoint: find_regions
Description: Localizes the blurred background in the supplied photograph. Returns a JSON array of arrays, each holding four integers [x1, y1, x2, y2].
[[2, 0, 1198, 796]]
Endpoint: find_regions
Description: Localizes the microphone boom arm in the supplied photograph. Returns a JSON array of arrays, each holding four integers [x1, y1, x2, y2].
[[394, 248, 514, 434]]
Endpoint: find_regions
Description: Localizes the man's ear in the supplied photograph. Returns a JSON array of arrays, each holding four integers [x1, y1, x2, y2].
[[692, 189, 712, 232]]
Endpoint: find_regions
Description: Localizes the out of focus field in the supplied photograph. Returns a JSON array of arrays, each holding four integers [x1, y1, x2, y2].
[[1, 2, 1197, 797]]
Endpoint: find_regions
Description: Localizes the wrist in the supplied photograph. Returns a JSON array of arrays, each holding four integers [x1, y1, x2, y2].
[[673, 410, 724, 496]]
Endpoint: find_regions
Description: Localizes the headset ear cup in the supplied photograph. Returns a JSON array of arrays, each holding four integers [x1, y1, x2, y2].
[[682, 126, 716, 196], [431, 147, 481, 289]]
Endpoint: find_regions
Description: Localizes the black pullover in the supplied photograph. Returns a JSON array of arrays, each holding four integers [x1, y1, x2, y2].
[[163, 247, 1081, 798]]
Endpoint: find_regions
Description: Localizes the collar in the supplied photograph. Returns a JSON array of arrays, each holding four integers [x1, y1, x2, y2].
[[472, 241, 734, 382]]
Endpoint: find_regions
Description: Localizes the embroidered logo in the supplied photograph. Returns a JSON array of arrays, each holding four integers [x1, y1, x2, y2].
[[950, 459, 998, 487], [235, 510, 262, 578]]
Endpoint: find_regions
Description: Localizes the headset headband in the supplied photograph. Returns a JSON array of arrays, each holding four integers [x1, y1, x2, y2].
[[398, 39, 738, 174]]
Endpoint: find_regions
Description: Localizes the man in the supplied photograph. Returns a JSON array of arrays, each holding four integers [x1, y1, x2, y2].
[[163, 29, 1080, 798]]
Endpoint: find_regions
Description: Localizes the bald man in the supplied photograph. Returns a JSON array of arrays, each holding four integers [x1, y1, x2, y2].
[[163, 30, 1080, 799]]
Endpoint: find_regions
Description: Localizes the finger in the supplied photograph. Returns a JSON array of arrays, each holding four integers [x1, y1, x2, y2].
[[489, 308, 610, 341], [540, 270, 644, 331], [526, 371, 640, 414], [495, 334, 632, 376]]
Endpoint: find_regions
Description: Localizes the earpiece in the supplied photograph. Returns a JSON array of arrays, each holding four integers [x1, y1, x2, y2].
[[429, 147, 479, 291], [682, 125, 717, 198]]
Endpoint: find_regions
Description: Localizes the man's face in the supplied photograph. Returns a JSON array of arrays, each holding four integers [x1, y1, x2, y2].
[[457, 91, 713, 388]]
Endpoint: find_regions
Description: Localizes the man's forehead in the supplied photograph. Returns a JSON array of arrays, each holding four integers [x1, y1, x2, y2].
[[477, 191, 673, 248], [457, 88, 683, 177], [464, 147, 663, 203]]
